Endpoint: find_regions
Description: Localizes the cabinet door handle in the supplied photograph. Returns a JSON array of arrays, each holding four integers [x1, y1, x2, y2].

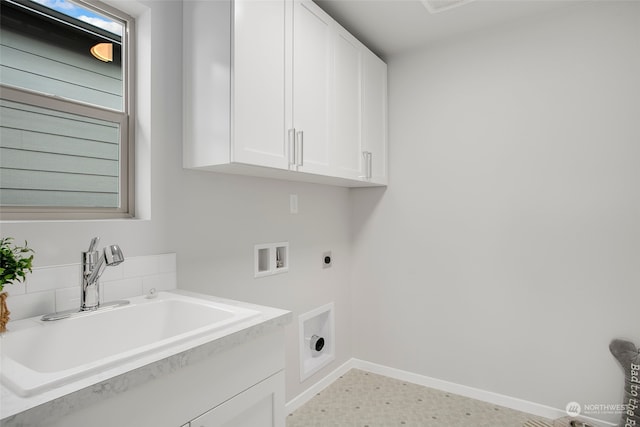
[[367, 152, 373, 179], [360, 151, 372, 180], [288, 128, 296, 167], [296, 131, 304, 167]]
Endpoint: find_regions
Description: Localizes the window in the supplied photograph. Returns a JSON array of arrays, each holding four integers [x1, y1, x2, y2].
[[0, 0, 135, 219]]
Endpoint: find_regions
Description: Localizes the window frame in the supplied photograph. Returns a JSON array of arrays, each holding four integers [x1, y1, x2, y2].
[[0, 0, 136, 220]]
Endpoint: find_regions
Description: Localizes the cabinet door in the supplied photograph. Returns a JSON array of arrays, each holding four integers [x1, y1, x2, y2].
[[183, 0, 232, 168], [362, 50, 388, 185], [291, 0, 332, 176], [190, 371, 285, 427], [331, 27, 363, 180], [233, 0, 289, 170]]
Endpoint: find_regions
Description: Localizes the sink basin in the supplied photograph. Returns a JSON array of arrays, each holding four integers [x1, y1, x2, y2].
[[0, 292, 261, 397]]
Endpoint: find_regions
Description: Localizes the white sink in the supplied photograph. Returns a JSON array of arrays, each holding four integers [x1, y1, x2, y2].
[[0, 292, 261, 397]]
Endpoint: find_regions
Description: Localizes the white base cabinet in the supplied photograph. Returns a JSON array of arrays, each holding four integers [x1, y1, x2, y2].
[[183, 0, 388, 187], [45, 329, 286, 427], [188, 372, 284, 427]]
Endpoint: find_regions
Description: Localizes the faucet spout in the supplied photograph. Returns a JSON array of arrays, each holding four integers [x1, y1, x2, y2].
[[41, 239, 127, 321], [81, 239, 124, 311], [86, 245, 124, 286]]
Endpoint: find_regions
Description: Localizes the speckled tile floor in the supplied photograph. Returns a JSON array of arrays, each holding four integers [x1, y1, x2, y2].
[[287, 369, 554, 427]]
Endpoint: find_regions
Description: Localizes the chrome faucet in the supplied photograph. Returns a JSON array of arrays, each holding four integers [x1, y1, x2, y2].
[[81, 237, 124, 310], [41, 237, 128, 321]]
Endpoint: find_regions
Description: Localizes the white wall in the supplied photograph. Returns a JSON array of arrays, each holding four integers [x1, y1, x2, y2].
[[3, 0, 639, 421], [350, 1, 640, 422], [174, 172, 354, 401], [0, 0, 352, 404]]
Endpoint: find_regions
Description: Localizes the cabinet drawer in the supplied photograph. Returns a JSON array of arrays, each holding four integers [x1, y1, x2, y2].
[[189, 371, 285, 427]]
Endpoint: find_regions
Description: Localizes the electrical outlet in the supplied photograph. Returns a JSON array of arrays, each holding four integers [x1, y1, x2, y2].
[[322, 251, 332, 268]]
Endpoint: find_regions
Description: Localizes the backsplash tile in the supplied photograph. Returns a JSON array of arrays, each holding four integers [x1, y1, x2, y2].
[[5, 253, 177, 321], [142, 272, 177, 295], [55, 287, 80, 313], [4, 281, 26, 296], [8, 292, 55, 321], [103, 278, 143, 301], [27, 264, 81, 293], [124, 254, 176, 278], [100, 263, 125, 282]]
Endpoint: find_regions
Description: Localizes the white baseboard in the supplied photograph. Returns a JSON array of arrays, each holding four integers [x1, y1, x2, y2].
[[286, 358, 616, 427], [285, 359, 355, 415]]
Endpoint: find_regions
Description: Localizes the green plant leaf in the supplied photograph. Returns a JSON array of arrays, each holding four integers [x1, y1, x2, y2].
[[0, 237, 34, 288]]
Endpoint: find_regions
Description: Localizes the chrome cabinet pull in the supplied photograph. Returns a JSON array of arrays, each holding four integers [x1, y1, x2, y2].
[[296, 131, 304, 166], [288, 128, 296, 167], [360, 151, 368, 179], [360, 151, 372, 180], [367, 151, 373, 179]]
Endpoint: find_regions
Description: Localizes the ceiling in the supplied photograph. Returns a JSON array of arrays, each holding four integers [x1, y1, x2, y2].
[[314, 0, 579, 59]]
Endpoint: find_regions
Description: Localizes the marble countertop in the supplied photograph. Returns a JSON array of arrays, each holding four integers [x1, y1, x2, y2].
[[0, 289, 291, 423]]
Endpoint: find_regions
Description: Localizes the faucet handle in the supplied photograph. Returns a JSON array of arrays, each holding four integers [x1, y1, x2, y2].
[[87, 237, 100, 253]]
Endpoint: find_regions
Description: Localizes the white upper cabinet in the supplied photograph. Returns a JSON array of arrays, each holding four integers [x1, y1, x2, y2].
[[332, 23, 388, 185], [331, 25, 364, 181], [290, 0, 333, 176], [362, 50, 388, 185], [233, 0, 289, 169], [183, 0, 231, 169], [183, 0, 387, 187], [183, 0, 289, 171]]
